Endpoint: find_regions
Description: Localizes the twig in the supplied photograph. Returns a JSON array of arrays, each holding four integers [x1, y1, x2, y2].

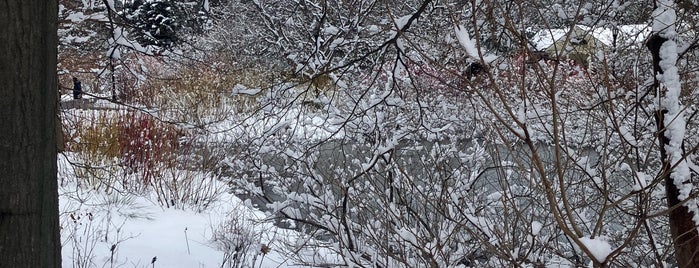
[[184, 227, 191, 255]]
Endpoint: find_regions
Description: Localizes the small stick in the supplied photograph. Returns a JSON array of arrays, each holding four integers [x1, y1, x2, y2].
[[184, 227, 191, 255]]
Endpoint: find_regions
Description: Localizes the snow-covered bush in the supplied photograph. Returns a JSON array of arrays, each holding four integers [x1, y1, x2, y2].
[[55, 0, 699, 266], [211, 207, 269, 268], [214, 17, 680, 266]]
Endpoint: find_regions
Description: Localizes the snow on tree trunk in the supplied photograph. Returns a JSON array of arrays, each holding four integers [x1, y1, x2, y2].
[[647, 0, 699, 266]]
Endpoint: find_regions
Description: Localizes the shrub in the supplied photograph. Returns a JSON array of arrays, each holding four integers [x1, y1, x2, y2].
[[118, 111, 182, 186], [211, 207, 267, 268], [65, 108, 227, 208], [64, 111, 123, 188], [66, 110, 178, 184]]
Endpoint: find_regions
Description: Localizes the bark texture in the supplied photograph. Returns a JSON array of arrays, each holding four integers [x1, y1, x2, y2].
[[647, 34, 699, 268], [0, 0, 61, 267]]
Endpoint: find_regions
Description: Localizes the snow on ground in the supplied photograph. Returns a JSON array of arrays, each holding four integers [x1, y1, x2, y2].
[[58, 150, 294, 268], [57, 91, 346, 267], [59, 181, 293, 267]]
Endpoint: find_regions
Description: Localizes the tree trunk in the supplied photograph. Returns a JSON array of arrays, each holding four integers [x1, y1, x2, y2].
[[0, 0, 61, 267], [647, 2, 699, 265]]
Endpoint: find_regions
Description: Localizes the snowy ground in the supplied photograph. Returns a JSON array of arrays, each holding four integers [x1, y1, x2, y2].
[[58, 159, 294, 267], [58, 96, 300, 268]]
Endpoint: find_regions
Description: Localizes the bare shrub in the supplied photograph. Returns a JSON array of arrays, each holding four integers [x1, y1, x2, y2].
[[211, 208, 268, 268]]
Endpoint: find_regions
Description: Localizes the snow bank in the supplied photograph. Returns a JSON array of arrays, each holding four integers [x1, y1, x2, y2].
[[58, 153, 294, 267]]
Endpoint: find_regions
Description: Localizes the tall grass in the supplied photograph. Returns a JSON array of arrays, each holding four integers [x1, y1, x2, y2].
[[63, 108, 225, 209], [126, 63, 269, 125]]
